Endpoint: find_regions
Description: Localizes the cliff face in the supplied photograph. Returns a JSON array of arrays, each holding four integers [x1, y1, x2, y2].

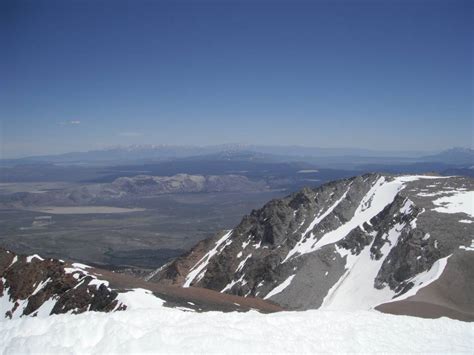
[[150, 174, 474, 319]]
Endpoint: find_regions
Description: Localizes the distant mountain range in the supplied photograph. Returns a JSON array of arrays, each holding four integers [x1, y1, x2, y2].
[[420, 148, 474, 165], [2, 145, 472, 169], [3, 144, 429, 162], [0, 174, 268, 208], [1, 146, 472, 187]]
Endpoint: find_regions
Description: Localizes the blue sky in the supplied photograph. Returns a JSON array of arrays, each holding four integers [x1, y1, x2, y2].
[[1, 0, 472, 158]]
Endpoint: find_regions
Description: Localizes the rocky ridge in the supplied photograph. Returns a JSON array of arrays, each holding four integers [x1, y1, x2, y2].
[[150, 173, 474, 320], [0, 248, 282, 320]]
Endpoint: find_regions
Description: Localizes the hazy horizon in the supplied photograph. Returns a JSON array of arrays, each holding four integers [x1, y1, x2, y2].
[[2, 142, 470, 160], [1, 139, 471, 160], [2, 0, 472, 158]]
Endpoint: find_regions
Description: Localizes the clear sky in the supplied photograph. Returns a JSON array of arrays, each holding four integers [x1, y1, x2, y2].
[[1, 0, 472, 158]]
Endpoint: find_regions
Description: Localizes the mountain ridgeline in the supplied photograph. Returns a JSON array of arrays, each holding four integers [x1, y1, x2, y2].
[[0, 248, 283, 320], [150, 173, 474, 320]]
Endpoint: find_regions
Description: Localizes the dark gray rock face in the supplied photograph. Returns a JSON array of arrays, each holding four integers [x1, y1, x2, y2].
[[151, 173, 474, 318], [0, 249, 125, 319]]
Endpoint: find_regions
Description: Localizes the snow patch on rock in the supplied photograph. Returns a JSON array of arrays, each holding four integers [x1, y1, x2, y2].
[[183, 230, 233, 288], [459, 240, 474, 252], [432, 191, 474, 217], [264, 275, 296, 300], [26, 255, 44, 263], [385, 255, 451, 302]]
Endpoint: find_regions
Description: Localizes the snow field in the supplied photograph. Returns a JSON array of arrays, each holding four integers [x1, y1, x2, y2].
[[1, 304, 471, 354]]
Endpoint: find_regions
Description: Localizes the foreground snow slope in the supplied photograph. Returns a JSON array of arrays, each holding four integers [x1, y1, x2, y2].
[[1, 307, 471, 353]]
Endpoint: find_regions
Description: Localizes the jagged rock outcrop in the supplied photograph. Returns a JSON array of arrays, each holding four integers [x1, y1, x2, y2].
[[150, 173, 474, 320], [0, 250, 125, 319]]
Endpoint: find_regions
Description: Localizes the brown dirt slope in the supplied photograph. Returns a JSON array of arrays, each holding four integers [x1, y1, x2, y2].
[[376, 251, 474, 322]]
